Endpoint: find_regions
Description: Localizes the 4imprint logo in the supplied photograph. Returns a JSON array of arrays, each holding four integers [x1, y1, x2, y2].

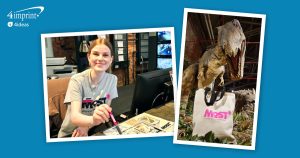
[[7, 6, 44, 28]]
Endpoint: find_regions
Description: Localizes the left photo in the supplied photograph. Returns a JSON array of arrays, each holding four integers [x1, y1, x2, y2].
[[41, 28, 176, 142]]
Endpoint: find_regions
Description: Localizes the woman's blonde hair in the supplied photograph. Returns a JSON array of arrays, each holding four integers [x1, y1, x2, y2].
[[88, 38, 113, 56]]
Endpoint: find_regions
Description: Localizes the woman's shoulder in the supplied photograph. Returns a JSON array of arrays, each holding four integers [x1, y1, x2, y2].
[[104, 72, 118, 81], [70, 69, 90, 82]]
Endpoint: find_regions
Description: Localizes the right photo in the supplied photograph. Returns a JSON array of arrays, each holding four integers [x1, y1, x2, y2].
[[174, 8, 266, 150]]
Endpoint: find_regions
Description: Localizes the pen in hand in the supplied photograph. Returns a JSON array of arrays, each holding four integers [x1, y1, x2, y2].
[[109, 111, 122, 134], [106, 93, 122, 135]]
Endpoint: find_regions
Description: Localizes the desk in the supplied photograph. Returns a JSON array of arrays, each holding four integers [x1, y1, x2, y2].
[[144, 101, 174, 122], [92, 101, 174, 136]]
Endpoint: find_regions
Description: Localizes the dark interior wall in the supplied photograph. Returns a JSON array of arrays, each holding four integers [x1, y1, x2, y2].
[[52, 37, 77, 65], [51, 35, 134, 87], [113, 69, 126, 87], [113, 32, 161, 86], [112, 33, 141, 87], [148, 33, 157, 71], [184, 14, 204, 65], [50, 32, 163, 87], [128, 33, 136, 85]]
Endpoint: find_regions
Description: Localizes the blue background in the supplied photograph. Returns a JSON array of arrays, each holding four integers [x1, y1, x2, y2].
[[1, 0, 299, 157]]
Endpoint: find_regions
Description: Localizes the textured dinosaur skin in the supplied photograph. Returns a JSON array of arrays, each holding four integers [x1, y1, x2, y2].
[[181, 19, 246, 109]]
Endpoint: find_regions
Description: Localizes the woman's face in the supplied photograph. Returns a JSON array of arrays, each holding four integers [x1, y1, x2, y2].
[[88, 44, 113, 73]]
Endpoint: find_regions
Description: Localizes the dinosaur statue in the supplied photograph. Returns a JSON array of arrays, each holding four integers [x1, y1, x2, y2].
[[181, 19, 246, 110]]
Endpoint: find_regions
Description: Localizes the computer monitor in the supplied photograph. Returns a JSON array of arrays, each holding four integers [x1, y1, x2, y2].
[[157, 31, 171, 42], [157, 43, 172, 56], [157, 58, 172, 69], [131, 68, 172, 115]]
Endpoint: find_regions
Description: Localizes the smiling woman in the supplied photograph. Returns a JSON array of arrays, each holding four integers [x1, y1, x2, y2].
[[88, 39, 114, 73], [58, 38, 118, 138]]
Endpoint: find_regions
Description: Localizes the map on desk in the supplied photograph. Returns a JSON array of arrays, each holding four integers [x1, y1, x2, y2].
[[103, 113, 174, 135]]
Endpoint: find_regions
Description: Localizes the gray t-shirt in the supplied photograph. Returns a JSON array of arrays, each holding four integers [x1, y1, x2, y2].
[[58, 69, 118, 137]]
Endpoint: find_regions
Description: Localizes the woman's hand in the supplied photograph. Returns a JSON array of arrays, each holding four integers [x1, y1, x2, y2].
[[72, 126, 89, 137], [92, 104, 112, 126]]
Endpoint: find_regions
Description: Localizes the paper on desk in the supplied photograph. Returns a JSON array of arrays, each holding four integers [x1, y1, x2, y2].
[[103, 113, 174, 135]]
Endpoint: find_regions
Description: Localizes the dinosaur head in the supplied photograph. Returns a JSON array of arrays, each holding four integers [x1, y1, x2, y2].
[[217, 19, 246, 80]]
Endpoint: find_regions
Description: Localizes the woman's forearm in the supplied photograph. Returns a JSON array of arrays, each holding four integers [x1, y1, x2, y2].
[[71, 112, 93, 127], [70, 101, 93, 127]]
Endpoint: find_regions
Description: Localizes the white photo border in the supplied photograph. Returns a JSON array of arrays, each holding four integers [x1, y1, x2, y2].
[[173, 8, 266, 150], [41, 27, 177, 143]]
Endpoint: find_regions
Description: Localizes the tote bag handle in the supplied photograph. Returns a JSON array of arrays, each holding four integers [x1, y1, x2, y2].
[[204, 86, 225, 106]]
